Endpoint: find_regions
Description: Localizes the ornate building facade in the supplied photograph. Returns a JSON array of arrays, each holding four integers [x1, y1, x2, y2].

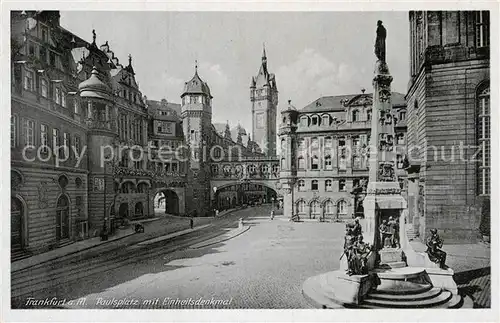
[[11, 11, 156, 257], [405, 11, 490, 242], [10, 11, 274, 257], [279, 92, 408, 221]]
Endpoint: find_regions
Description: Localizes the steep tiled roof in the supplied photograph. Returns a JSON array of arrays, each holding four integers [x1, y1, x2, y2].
[[301, 92, 406, 112]]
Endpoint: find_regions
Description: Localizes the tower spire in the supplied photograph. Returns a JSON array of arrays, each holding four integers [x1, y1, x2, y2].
[[195, 59, 198, 74], [262, 43, 267, 59]]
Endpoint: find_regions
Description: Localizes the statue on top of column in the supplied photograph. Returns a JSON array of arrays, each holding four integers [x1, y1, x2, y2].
[[375, 20, 386, 62]]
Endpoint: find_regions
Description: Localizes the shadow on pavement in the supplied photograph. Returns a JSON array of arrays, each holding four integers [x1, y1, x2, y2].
[[454, 266, 490, 308]]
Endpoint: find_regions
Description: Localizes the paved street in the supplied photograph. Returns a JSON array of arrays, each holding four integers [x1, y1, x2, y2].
[[13, 205, 491, 309]]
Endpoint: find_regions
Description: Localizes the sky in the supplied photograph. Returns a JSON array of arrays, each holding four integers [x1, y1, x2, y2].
[[61, 11, 409, 133]]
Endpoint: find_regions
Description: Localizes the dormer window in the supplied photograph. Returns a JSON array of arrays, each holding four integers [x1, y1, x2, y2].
[[55, 87, 61, 105], [61, 91, 66, 108], [41, 79, 48, 98], [322, 115, 330, 126], [352, 110, 359, 122], [311, 115, 319, 126], [367, 109, 372, 121], [300, 116, 308, 127], [399, 111, 406, 121], [24, 70, 34, 91]]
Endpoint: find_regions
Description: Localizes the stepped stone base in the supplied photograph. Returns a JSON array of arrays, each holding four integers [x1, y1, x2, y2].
[[302, 266, 469, 309], [302, 270, 377, 307]]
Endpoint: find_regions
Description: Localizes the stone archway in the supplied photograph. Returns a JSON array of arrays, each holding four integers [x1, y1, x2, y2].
[[119, 203, 129, 218], [154, 189, 180, 215], [134, 202, 144, 218]]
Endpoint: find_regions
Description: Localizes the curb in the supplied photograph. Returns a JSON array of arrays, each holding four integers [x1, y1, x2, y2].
[[12, 220, 206, 272], [189, 225, 251, 249], [12, 230, 137, 272], [137, 224, 212, 246]]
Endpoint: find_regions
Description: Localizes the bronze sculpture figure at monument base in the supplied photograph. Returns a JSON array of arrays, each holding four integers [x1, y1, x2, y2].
[[426, 229, 447, 269]]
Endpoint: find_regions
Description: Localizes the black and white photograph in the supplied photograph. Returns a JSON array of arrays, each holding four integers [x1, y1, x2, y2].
[[2, 2, 498, 322]]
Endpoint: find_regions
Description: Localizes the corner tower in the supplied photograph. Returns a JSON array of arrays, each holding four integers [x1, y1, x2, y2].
[[181, 62, 213, 216], [250, 45, 278, 156]]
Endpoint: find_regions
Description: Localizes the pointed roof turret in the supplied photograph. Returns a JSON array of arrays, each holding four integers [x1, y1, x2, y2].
[[181, 60, 212, 98], [250, 76, 256, 88], [224, 121, 231, 139], [124, 54, 135, 75]]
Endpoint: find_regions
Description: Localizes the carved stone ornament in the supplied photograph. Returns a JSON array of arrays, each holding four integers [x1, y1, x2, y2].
[[378, 162, 395, 182], [37, 182, 49, 208], [379, 89, 391, 103], [367, 187, 401, 195]]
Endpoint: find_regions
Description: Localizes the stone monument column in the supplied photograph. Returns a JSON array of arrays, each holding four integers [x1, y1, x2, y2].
[[363, 21, 407, 261]]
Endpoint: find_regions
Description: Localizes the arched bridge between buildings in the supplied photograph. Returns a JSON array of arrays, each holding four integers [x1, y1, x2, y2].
[[208, 157, 283, 207]]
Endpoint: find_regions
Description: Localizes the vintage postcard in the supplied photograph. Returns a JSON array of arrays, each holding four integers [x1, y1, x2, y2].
[[2, 1, 498, 322]]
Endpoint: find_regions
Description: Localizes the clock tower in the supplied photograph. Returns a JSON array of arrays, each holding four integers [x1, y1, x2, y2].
[[250, 45, 278, 156]]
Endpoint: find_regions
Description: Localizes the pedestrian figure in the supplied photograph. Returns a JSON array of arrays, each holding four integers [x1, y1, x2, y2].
[[270, 209, 275, 220], [190, 217, 194, 229]]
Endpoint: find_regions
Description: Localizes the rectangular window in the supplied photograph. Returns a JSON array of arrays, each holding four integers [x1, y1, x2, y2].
[[40, 47, 47, 63], [55, 87, 61, 104], [49, 52, 56, 66], [172, 163, 178, 172], [24, 70, 34, 91], [478, 90, 490, 195], [28, 42, 36, 56], [11, 115, 18, 147], [325, 180, 332, 192], [397, 155, 404, 169], [339, 157, 347, 171], [40, 124, 48, 152], [41, 26, 48, 41], [311, 180, 318, 191], [74, 100, 80, 114], [25, 119, 35, 146], [475, 11, 490, 48], [325, 137, 332, 148], [52, 128, 60, 151], [339, 180, 346, 192], [41, 79, 48, 98], [62, 133, 69, 158], [61, 92, 66, 107], [74, 136, 81, 155]]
